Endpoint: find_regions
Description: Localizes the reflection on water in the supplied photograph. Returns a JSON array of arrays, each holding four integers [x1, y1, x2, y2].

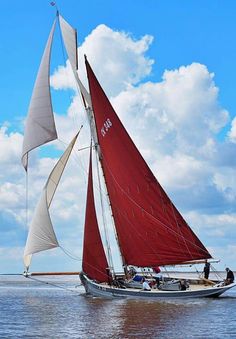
[[0, 276, 236, 338]]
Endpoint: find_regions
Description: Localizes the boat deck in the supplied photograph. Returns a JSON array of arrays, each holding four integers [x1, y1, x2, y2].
[[99, 282, 220, 292]]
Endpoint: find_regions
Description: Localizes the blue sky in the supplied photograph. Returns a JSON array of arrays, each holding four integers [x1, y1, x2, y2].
[[0, 1, 236, 274]]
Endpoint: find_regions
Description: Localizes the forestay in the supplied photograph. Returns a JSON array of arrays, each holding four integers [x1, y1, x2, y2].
[[24, 133, 79, 269]]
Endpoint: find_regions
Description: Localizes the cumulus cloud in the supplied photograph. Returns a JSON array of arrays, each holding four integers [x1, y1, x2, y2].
[[209, 244, 236, 268], [228, 116, 236, 143], [51, 24, 154, 97], [50, 60, 77, 90], [1, 23, 236, 271], [38, 25, 236, 268], [0, 125, 23, 176], [112, 63, 229, 156], [110, 62, 232, 206], [186, 211, 236, 235], [213, 170, 236, 202], [0, 126, 26, 224]]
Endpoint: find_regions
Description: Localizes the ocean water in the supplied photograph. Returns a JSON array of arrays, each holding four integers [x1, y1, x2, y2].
[[0, 275, 236, 339]]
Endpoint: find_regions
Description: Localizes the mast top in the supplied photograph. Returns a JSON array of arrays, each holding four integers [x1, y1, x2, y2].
[[49, 1, 59, 15]]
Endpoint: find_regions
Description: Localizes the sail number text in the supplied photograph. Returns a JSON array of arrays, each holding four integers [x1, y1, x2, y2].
[[101, 118, 112, 137]]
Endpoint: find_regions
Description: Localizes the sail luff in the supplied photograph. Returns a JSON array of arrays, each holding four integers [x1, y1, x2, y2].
[[23, 133, 79, 269], [94, 138, 128, 270], [58, 15, 91, 107], [85, 58, 212, 267], [22, 19, 58, 171], [82, 145, 110, 283]]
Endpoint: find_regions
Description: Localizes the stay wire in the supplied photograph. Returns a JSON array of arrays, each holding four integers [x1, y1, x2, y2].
[[59, 245, 82, 262], [25, 275, 82, 293], [210, 264, 224, 280]]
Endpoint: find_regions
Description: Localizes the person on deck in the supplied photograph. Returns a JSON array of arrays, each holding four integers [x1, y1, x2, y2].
[[179, 280, 187, 291], [142, 278, 151, 291], [152, 266, 162, 286], [225, 268, 234, 285], [203, 260, 210, 279]]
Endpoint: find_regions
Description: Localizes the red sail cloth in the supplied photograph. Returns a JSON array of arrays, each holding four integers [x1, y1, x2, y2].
[[82, 146, 109, 282], [85, 59, 211, 267]]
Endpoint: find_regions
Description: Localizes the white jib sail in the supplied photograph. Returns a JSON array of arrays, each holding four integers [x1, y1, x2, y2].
[[24, 133, 79, 269], [22, 19, 58, 171], [59, 15, 92, 107]]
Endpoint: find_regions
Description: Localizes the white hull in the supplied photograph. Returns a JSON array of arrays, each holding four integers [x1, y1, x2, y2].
[[80, 273, 235, 299]]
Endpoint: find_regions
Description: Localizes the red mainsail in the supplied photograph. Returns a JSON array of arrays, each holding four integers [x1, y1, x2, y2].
[[82, 146, 109, 282], [85, 59, 211, 267]]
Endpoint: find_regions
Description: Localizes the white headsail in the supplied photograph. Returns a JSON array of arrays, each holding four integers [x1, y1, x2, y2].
[[22, 19, 58, 171], [59, 15, 92, 107], [24, 132, 79, 269]]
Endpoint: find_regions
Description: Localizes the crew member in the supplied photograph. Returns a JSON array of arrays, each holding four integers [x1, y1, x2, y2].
[[225, 267, 234, 285], [203, 260, 210, 279]]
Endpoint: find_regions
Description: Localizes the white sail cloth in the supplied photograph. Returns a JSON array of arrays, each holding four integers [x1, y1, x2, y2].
[[24, 133, 79, 269], [59, 15, 98, 148], [59, 15, 91, 107], [22, 20, 58, 171]]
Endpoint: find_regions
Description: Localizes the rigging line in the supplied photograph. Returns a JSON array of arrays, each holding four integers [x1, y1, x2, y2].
[[56, 114, 112, 223], [210, 264, 224, 280], [102, 155, 210, 256], [78, 145, 94, 152], [82, 262, 109, 278], [162, 266, 171, 278], [57, 15, 85, 133], [94, 148, 114, 273], [82, 262, 116, 290], [55, 138, 89, 191], [193, 265, 203, 279], [57, 136, 118, 259], [25, 275, 79, 293], [107, 197, 165, 268], [102, 186, 204, 266], [160, 188, 190, 260], [170, 202, 194, 260], [58, 139, 93, 153], [0, 273, 23, 276], [46, 127, 82, 211], [24, 168, 29, 255], [101, 181, 191, 264], [59, 245, 82, 261], [92, 143, 127, 271], [159, 186, 188, 257], [159, 191, 183, 255]]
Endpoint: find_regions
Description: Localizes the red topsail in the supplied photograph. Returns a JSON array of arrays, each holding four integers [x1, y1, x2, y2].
[[82, 146, 109, 282], [85, 59, 211, 267]]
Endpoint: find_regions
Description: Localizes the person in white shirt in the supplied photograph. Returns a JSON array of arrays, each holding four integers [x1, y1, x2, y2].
[[142, 278, 151, 291]]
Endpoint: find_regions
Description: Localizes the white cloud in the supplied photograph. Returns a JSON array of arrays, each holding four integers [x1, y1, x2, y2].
[[1, 23, 236, 272], [213, 170, 236, 202], [0, 125, 23, 177], [152, 153, 205, 189], [110, 62, 232, 200], [0, 126, 26, 224], [45, 27, 236, 266], [50, 60, 77, 91], [228, 116, 236, 143], [0, 182, 24, 208], [51, 24, 154, 97], [112, 63, 229, 157], [186, 211, 236, 234], [210, 245, 236, 268]]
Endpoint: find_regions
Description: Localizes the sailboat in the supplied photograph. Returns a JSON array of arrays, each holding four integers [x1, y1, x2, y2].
[[22, 10, 235, 298]]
